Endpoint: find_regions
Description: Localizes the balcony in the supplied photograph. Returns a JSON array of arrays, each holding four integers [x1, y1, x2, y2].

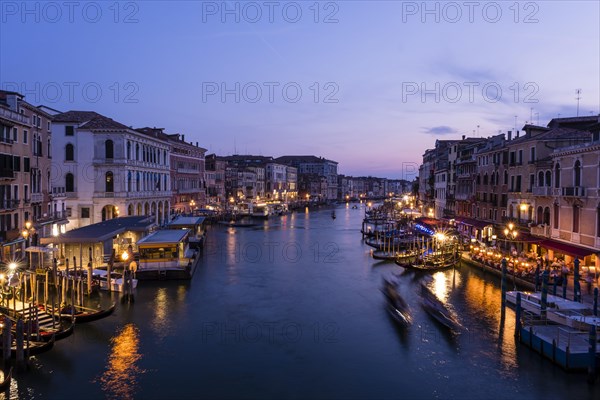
[[51, 187, 66, 198], [0, 106, 30, 125], [31, 193, 43, 203], [33, 211, 69, 223], [65, 192, 78, 199], [0, 137, 13, 145], [530, 224, 551, 238], [0, 199, 19, 211], [532, 186, 552, 196], [562, 187, 585, 197], [176, 167, 200, 174]]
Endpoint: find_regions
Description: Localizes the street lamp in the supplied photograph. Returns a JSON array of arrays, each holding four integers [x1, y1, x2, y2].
[[504, 223, 518, 258]]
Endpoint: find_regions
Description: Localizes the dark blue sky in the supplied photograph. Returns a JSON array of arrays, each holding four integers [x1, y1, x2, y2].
[[1, 1, 599, 178]]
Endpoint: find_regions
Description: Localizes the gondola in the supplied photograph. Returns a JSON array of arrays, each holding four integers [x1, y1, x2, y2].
[[420, 284, 462, 333], [10, 335, 55, 358], [382, 278, 412, 328], [58, 302, 116, 324], [0, 367, 12, 390], [37, 321, 75, 341]]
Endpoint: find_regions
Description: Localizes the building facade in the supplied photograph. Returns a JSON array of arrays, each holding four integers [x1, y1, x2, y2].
[[51, 111, 172, 229], [0, 90, 66, 263]]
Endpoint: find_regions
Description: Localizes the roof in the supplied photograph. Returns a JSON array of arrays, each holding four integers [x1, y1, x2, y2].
[[168, 216, 205, 227], [40, 216, 156, 244], [51, 111, 101, 123], [52, 111, 131, 130], [509, 127, 591, 145], [453, 217, 493, 229], [137, 229, 190, 245], [275, 155, 338, 165]]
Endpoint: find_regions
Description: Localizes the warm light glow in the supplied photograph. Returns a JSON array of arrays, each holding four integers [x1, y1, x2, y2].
[[22, 230, 29, 239], [8, 263, 17, 271], [25, 221, 31, 230], [508, 222, 514, 231], [519, 203, 528, 212], [504, 229, 509, 236], [121, 251, 129, 261], [99, 324, 143, 399], [52, 225, 59, 237]]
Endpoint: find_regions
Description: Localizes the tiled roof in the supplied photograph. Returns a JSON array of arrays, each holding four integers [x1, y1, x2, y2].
[[276, 155, 337, 164], [52, 110, 100, 122], [52, 110, 131, 130], [509, 127, 591, 145], [79, 115, 131, 130]]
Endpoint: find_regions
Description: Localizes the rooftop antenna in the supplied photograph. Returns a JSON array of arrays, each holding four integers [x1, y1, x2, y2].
[[514, 115, 518, 131], [575, 89, 582, 116], [530, 107, 533, 123], [535, 112, 539, 125], [234, 136, 237, 155], [477, 125, 480, 137]]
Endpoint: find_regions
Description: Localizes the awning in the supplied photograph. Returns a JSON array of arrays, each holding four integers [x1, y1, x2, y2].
[[454, 217, 492, 229], [539, 239, 597, 258]]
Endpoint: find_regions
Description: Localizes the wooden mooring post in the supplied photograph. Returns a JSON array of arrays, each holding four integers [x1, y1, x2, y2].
[[2, 316, 11, 367]]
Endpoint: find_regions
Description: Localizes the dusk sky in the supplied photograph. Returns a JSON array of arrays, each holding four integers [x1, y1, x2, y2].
[[1, 1, 599, 179]]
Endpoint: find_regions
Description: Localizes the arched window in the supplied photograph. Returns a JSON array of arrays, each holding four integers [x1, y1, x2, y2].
[[105, 171, 114, 192], [127, 171, 132, 192], [136, 143, 140, 160], [476, 175, 481, 185], [136, 172, 140, 191], [105, 139, 114, 159], [504, 170, 508, 185], [536, 206, 543, 224], [543, 207, 550, 225], [65, 143, 74, 161], [127, 141, 131, 160], [574, 160, 581, 187], [66, 173, 74, 192], [553, 203, 559, 229], [554, 163, 560, 188], [483, 173, 488, 185], [545, 171, 551, 187], [538, 171, 544, 187]]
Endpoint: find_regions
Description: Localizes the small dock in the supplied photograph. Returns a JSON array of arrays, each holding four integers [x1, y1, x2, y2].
[[520, 321, 600, 371]]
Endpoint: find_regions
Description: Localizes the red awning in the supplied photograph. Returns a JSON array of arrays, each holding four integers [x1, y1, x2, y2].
[[539, 239, 597, 258], [454, 217, 492, 229]]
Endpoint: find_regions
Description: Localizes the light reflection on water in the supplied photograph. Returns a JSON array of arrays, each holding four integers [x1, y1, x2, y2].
[[151, 288, 171, 340], [98, 324, 144, 400]]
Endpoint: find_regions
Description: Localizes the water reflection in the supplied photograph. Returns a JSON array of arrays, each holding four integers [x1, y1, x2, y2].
[[152, 288, 171, 340], [98, 324, 144, 400], [463, 271, 518, 374], [432, 272, 448, 302]]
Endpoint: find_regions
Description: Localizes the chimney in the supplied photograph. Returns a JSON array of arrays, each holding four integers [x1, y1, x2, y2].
[[182, 134, 185, 142], [507, 130, 512, 141], [462, 135, 465, 140], [515, 131, 519, 138]]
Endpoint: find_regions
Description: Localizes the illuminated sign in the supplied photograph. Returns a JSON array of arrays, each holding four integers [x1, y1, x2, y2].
[[415, 223, 434, 235]]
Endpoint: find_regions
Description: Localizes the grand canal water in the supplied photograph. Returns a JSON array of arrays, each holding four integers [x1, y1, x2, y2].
[[3, 205, 599, 399]]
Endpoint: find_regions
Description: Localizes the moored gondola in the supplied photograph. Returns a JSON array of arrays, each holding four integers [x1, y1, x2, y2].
[[58, 302, 116, 324], [10, 335, 55, 358]]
